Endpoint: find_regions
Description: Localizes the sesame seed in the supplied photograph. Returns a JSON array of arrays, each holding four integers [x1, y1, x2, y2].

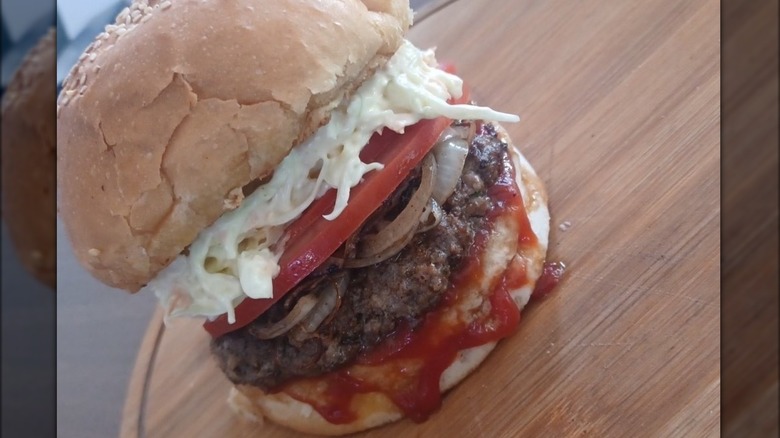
[[141, 15, 152, 23], [78, 52, 88, 61], [79, 86, 88, 95], [161, 1, 172, 9], [66, 89, 76, 97], [61, 96, 70, 106], [125, 15, 132, 25], [94, 40, 102, 49], [89, 53, 97, 61], [145, 6, 153, 14], [116, 27, 127, 36], [94, 65, 101, 73], [57, 105, 62, 117], [117, 9, 130, 22]]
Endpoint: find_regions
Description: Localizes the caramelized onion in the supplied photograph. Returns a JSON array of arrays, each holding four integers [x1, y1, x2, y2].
[[251, 294, 317, 339], [437, 122, 475, 144], [301, 273, 348, 332], [417, 199, 443, 233], [453, 121, 477, 144], [431, 134, 469, 204], [357, 154, 436, 258], [343, 226, 417, 268]]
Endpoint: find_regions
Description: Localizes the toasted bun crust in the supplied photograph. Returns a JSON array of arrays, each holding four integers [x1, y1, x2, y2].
[[1, 28, 57, 288], [227, 134, 550, 435], [57, 0, 412, 291]]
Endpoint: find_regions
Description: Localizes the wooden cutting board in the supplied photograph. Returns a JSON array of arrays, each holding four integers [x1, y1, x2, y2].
[[121, 0, 720, 436]]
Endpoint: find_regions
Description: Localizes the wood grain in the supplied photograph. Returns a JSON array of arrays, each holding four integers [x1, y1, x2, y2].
[[721, 0, 779, 436], [121, 0, 721, 436]]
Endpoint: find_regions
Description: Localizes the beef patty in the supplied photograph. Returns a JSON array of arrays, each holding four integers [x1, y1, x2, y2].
[[211, 123, 512, 390]]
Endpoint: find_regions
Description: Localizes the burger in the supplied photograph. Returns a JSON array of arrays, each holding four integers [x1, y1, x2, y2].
[[2, 28, 57, 289], [57, 0, 554, 435]]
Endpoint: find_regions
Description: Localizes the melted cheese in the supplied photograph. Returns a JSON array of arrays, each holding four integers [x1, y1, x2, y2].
[[147, 40, 520, 324]]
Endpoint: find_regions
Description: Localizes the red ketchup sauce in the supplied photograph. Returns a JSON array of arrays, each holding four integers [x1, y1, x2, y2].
[[277, 133, 552, 424], [532, 261, 566, 301]]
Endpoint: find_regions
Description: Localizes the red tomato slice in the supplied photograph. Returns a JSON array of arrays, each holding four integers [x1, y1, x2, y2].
[[204, 80, 470, 338]]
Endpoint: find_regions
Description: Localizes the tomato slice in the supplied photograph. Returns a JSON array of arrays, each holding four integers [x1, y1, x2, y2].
[[204, 80, 470, 338]]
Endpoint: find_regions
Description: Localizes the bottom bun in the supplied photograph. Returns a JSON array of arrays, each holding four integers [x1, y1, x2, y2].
[[227, 129, 549, 436]]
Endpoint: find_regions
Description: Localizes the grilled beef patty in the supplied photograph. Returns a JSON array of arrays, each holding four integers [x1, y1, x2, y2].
[[211, 123, 511, 390]]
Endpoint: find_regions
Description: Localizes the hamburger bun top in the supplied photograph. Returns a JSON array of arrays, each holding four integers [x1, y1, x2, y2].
[[1, 28, 57, 289], [57, 0, 412, 291]]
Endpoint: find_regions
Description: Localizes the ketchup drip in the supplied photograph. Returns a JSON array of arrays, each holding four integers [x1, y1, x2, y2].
[[279, 132, 546, 425], [531, 261, 566, 301]]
